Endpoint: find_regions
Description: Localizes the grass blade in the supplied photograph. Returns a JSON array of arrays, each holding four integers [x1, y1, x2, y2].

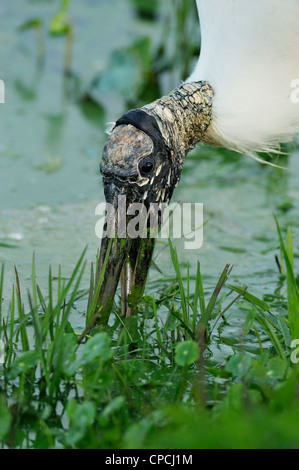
[[275, 217, 299, 340]]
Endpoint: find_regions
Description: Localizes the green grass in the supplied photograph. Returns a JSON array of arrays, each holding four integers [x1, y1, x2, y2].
[[0, 219, 299, 449]]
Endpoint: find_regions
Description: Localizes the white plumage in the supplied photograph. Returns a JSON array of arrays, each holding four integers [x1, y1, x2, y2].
[[188, 0, 299, 158]]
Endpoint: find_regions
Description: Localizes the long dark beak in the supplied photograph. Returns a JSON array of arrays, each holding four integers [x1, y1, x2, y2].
[[95, 181, 156, 325]]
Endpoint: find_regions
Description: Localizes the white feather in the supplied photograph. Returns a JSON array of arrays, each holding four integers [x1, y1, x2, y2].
[[188, 0, 299, 157]]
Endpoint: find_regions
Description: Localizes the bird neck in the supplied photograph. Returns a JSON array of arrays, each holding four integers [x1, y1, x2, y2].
[[142, 81, 214, 169]]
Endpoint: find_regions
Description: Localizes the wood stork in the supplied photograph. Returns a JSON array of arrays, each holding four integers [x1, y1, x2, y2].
[[96, 0, 299, 323]]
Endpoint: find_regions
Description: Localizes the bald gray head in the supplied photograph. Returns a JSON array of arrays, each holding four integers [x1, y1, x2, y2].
[[100, 81, 213, 209], [100, 111, 178, 208]]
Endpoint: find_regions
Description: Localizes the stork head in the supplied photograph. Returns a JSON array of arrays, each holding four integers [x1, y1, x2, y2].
[[96, 109, 180, 323], [96, 82, 214, 324], [101, 109, 178, 209]]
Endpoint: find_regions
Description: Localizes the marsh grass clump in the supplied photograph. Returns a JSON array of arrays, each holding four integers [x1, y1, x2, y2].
[[0, 221, 299, 449]]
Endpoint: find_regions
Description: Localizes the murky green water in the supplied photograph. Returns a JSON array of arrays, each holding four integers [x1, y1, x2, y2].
[[1, 0, 299, 335], [0, 0, 157, 305]]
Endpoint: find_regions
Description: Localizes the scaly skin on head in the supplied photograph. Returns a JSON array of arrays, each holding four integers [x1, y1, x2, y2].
[[142, 81, 214, 169], [101, 81, 214, 205], [96, 81, 214, 323]]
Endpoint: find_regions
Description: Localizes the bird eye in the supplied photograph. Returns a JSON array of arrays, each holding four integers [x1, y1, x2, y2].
[[139, 158, 154, 177]]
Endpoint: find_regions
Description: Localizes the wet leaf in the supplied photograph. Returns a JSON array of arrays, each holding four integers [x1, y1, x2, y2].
[[18, 18, 43, 31], [167, 314, 181, 331], [66, 400, 96, 445], [175, 341, 199, 367], [226, 354, 253, 379], [79, 332, 114, 366], [49, 11, 70, 36], [8, 351, 40, 379], [243, 307, 257, 335], [277, 315, 292, 348]]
